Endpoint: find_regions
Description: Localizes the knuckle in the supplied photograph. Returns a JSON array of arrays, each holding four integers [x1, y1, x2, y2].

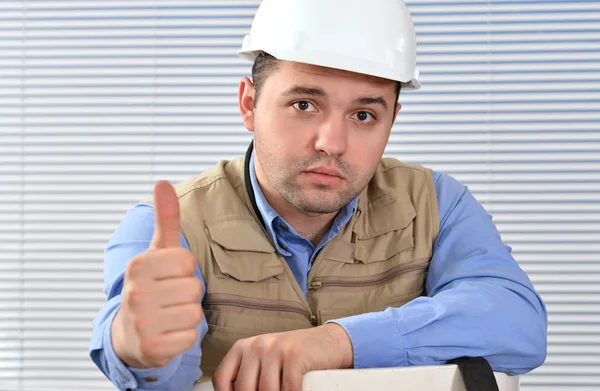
[[183, 252, 197, 275], [248, 335, 261, 348], [190, 279, 203, 302], [172, 249, 196, 276], [191, 304, 203, 324], [186, 251, 197, 276], [264, 336, 280, 354], [186, 328, 199, 345], [125, 255, 145, 281], [123, 286, 144, 310], [248, 336, 269, 356], [231, 337, 248, 353], [283, 343, 301, 361]]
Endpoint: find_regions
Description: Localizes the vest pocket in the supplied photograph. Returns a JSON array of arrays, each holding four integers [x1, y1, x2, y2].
[[354, 233, 414, 264], [203, 293, 313, 322], [308, 258, 428, 325], [309, 258, 429, 292], [210, 246, 284, 283], [206, 215, 284, 282], [354, 200, 416, 264]]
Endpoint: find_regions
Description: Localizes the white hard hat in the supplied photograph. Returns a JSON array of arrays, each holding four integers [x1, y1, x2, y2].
[[238, 0, 421, 92]]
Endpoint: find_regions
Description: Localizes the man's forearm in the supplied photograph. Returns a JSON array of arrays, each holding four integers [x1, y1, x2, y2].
[[330, 278, 547, 375]]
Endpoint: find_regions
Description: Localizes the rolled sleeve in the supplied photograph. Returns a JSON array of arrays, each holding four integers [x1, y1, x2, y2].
[[327, 311, 406, 369]]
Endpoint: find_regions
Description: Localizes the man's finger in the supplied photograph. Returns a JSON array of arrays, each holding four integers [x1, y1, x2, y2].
[[126, 248, 196, 283], [139, 302, 203, 336], [212, 344, 243, 391], [231, 349, 261, 391], [258, 355, 282, 391], [154, 276, 203, 307], [149, 328, 198, 364], [281, 360, 303, 391], [150, 180, 182, 249]]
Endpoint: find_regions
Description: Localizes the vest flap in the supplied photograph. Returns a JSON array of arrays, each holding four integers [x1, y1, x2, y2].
[[319, 240, 356, 264], [354, 197, 416, 263], [206, 215, 283, 283], [212, 249, 284, 282], [355, 235, 414, 263], [357, 196, 416, 239], [206, 215, 275, 254]]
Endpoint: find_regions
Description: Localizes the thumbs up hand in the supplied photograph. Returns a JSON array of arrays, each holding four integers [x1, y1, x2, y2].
[[111, 181, 204, 369]]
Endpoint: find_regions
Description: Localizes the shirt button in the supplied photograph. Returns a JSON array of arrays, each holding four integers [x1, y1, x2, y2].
[[145, 376, 159, 382], [279, 222, 289, 231], [279, 242, 288, 251]]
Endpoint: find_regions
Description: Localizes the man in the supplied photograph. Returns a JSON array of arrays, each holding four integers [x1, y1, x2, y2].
[[89, 1, 548, 390]]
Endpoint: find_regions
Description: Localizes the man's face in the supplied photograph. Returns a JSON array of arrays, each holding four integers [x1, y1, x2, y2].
[[247, 61, 400, 215]]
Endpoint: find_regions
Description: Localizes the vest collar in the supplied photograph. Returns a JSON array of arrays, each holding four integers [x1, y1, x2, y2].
[[243, 140, 266, 230], [242, 141, 415, 241]]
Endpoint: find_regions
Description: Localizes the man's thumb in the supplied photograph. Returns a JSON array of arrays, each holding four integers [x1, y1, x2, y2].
[[150, 181, 182, 249]]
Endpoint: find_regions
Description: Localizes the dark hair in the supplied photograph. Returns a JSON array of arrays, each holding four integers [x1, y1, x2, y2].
[[251, 52, 401, 114], [251, 52, 280, 106]]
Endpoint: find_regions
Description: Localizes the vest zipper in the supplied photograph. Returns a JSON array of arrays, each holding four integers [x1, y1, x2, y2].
[[203, 294, 318, 326], [308, 260, 429, 291]]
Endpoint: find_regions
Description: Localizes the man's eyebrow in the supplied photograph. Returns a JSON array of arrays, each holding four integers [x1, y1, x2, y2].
[[282, 86, 326, 97], [282, 87, 390, 110], [356, 97, 389, 110]]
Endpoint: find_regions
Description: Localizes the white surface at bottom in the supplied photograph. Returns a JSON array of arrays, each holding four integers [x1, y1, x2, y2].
[[193, 365, 520, 391]]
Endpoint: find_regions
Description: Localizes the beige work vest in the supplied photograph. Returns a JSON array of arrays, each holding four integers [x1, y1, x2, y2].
[[153, 149, 439, 381]]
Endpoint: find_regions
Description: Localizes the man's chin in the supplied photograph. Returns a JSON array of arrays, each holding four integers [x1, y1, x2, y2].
[[292, 194, 350, 215]]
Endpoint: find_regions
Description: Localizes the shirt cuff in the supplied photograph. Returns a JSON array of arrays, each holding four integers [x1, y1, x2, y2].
[[103, 308, 183, 390], [327, 311, 406, 369]]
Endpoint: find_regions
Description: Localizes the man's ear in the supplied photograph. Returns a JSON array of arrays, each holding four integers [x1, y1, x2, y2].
[[393, 103, 402, 122], [239, 77, 256, 132]]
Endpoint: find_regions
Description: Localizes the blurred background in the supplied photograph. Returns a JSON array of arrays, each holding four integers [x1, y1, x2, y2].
[[1, 1, 599, 390]]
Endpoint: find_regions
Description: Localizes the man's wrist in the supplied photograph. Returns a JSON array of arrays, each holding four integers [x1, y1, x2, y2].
[[110, 310, 145, 369], [322, 323, 354, 369]]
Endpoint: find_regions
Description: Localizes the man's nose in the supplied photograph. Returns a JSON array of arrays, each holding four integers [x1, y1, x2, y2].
[[313, 117, 348, 157]]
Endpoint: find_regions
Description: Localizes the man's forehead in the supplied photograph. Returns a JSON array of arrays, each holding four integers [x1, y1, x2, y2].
[[283, 60, 395, 88]]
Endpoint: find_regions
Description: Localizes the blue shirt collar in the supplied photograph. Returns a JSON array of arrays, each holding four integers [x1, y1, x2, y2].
[[249, 150, 357, 251]]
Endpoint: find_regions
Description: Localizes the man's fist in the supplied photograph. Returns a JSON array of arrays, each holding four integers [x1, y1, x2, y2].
[[212, 324, 354, 391], [111, 181, 204, 368]]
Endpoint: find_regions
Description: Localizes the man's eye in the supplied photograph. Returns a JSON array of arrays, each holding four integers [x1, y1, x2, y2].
[[293, 101, 316, 112], [352, 111, 375, 122]]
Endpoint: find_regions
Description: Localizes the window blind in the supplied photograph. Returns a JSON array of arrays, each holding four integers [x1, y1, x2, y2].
[[1, 1, 599, 390]]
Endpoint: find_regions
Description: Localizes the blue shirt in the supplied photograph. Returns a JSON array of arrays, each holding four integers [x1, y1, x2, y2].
[[248, 153, 358, 295], [89, 155, 548, 391]]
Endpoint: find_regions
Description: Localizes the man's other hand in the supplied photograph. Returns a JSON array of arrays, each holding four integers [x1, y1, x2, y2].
[[212, 323, 354, 391]]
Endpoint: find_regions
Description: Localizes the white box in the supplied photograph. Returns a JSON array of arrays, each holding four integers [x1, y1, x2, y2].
[[193, 365, 519, 391]]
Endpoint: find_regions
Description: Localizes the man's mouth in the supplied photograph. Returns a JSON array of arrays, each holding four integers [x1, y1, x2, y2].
[[303, 166, 345, 179]]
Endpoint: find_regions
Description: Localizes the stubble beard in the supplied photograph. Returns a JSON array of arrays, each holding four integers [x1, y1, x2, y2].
[[254, 138, 369, 215]]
